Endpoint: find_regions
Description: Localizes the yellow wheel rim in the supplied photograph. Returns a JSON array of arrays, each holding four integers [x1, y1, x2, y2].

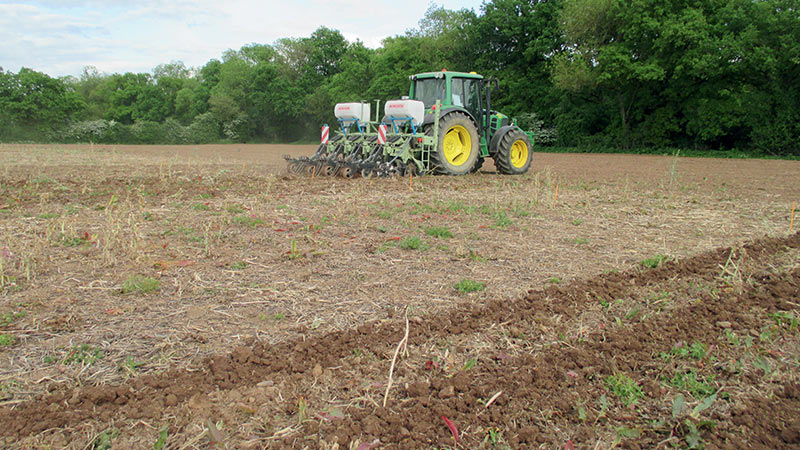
[[442, 125, 471, 166], [510, 139, 528, 168]]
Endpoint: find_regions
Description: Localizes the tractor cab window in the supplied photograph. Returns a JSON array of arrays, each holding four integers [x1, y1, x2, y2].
[[451, 78, 465, 107], [462, 79, 481, 117], [451, 77, 482, 118], [413, 78, 446, 108]]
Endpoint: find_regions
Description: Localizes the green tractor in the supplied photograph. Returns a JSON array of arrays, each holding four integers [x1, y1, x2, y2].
[[286, 70, 534, 177]]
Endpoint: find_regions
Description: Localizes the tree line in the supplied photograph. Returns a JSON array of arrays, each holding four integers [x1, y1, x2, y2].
[[1, 0, 798, 155]]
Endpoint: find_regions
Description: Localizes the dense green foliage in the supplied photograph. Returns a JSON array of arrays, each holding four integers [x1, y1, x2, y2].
[[0, 1, 797, 155]]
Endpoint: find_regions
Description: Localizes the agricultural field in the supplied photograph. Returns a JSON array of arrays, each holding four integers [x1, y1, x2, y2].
[[0, 143, 798, 449]]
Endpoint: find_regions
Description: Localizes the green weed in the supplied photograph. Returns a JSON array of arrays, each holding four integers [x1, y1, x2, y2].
[[287, 239, 302, 259], [122, 275, 160, 294], [454, 279, 486, 293], [64, 344, 104, 365], [641, 254, 670, 269], [233, 215, 264, 227], [0, 310, 26, 327], [192, 202, 210, 211], [230, 261, 248, 270], [399, 236, 428, 250], [120, 356, 143, 376], [662, 341, 709, 360], [92, 427, 118, 450], [425, 226, 454, 239], [467, 249, 486, 262], [604, 373, 643, 406], [769, 311, 799, 332], [0, 334, 16, 346], [665, 370, 717, 399], [153, 427, 169, 450], [491, 211, 513, 229]]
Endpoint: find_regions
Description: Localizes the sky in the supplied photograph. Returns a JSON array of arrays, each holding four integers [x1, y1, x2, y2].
[[0, 0, 485, 78]]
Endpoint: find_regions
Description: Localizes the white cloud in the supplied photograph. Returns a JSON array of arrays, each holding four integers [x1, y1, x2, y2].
[[0, 0, 483, 77]]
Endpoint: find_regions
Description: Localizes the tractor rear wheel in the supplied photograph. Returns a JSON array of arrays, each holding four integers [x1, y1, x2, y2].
[[494, 129, 532, 175], [431, 112, 479, 175]]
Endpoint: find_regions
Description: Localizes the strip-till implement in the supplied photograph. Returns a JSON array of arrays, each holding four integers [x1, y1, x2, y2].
[[286, 70, 535, 177]]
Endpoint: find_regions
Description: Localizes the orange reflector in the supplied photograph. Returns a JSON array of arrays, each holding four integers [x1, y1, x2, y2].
[[417, 138, 423, 143]]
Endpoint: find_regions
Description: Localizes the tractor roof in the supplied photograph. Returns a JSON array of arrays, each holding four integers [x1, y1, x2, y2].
[[410, 71, 484, 80]]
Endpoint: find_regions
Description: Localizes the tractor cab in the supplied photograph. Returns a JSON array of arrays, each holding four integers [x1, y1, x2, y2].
[[409, 71, 484, 124]]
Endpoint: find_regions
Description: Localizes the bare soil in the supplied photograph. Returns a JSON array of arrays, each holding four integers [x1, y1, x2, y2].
[[0, 144, 798, 449]]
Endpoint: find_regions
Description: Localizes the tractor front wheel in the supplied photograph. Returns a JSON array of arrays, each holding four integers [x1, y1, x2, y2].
[[431, 112, 480, 175], [494, 129, 532, 175]]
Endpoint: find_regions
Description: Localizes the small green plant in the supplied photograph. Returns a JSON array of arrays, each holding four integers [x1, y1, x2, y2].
[[723, 329, 740, 346], [547, 277, 562, 284], [752, 356, 772, 375], [604, 373, 643, 406], [233, 215, 264, 227], [153, 426, 169, 450], [454, 279, 486, 293], [662, 341, 709, 360], [120, 356, 143, 376], [31, 175, 53, 185], [573, 237, 589, 245], [665, 370, 716, 399], [226, 205, 246, 214], [0, 334, 16, 346], [425, 226, 454, 239], [287, 239, 302, 259], [616, 426, 641, 439], [92, 427, 119, 450], [769, 311, 799, 332], [0, 310, 26, 327], [467, 249, 486, 262], [491, 211, 513, 229], [64, 344, 104, 366], [192, 202, 210, 211], [399, 236, 427, 250], [640, 254, 669, 269], [463, 357, 477, 371], [297, 396, 308, 424], [571, 218, 583, 226], [483, 427, 511, 448], [122, 275, 160, 294], [230, 261, 248, 270], [58, 233, 92, 247], [272, 312, 285, 321]]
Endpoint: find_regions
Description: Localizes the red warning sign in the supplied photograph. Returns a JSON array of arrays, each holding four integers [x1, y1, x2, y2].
[[321, 125, 330, 144], [378, 124, 387, 145]]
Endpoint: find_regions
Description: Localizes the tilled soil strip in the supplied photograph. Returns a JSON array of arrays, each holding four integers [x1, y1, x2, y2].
[[301, 242, 799, 448], [1, 233, 798, 447]]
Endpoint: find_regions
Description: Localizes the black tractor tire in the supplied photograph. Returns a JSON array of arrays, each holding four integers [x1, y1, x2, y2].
[[494, 129, 533, 175], [430, 112, 480, 175], [471, 157, 484, 173]]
